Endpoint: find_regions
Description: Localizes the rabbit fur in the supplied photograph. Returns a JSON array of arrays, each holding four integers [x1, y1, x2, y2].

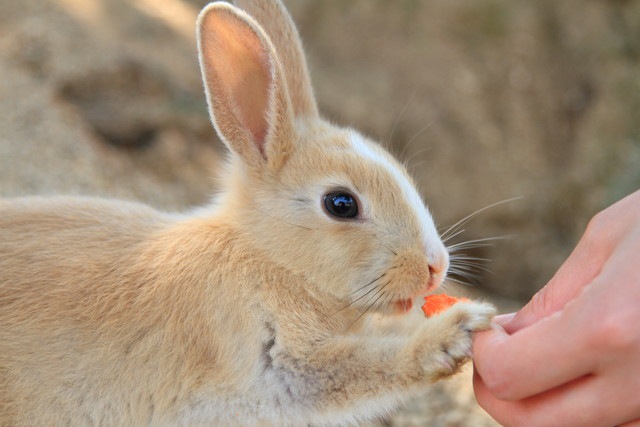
[[0, 1, 496, 425]]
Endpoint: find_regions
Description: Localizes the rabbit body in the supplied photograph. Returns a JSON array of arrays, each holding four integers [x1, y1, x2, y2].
[[0, 1, 495, 425], [0, 195, 492, 426], [0, 196, 346, 425]]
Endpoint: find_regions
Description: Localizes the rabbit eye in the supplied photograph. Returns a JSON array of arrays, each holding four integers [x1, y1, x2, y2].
[[323, 191, 359, 219]]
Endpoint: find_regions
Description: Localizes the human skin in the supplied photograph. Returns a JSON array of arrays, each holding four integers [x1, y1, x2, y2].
[[473, 190, 640, 427]]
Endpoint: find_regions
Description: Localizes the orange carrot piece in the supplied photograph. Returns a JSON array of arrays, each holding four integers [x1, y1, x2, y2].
[[421, 294, 468, 317]]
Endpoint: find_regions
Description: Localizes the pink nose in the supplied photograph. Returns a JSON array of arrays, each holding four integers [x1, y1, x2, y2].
[[428, 264, 439, 276], [426, 254, 448, 290], [428, 255, 448, 277]]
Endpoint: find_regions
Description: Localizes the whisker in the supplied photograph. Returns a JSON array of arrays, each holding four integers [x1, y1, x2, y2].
[[361, 279, 391, 307], [332, 263, 401, 317], [404, 146, 432, 166], [369, 289, 390, 310], [351, 272, 388, 297], [401, 122, 435, 164], [440, 196, 523, 241], [449, 255, 491, 262], [442, 228, 467, 244], [447, 235, 513, 252], [450, 257, 490, 264], [448, 242, 493, 252], [349, 284, 391, 328], [387, 93, 416, 147], [444, 276, 478, 287], [448, 265, 483, 275], [407, 160, 427, 174], [339, 270, 392, 312], [333, 279, 384, 317], [381, 292, 396, 315], [449, 261, 491, 271], [450, 263, 494, 276], [449, 256, 492, 267], [448, 266, 487, 279]]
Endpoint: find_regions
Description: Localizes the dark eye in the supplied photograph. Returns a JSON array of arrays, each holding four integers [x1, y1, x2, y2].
[[323, 191, 359, 219]]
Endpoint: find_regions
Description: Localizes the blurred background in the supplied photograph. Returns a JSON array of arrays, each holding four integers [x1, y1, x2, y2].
[[1, 0, 639, 425]]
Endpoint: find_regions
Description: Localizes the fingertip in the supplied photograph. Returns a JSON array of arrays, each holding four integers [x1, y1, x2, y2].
[[501, 315, 522, 335], [472, 322, 509, 365], [493, 312, 516, 326], [501, 308, 537, 334]]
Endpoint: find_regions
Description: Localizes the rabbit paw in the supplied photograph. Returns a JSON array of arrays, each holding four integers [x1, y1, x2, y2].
[[412, 301, 496, 380]]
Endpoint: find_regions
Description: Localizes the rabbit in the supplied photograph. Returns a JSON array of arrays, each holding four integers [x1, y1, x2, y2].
[[0, 1, 496, 425]]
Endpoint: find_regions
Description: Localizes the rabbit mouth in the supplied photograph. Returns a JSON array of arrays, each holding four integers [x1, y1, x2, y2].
[[388, 279, 439, 315], [391, 298, 413, 314]]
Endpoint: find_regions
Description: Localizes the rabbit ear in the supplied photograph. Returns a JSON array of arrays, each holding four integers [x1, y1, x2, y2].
[[197, 2, 295, 170], [231, 0, 318, 119]]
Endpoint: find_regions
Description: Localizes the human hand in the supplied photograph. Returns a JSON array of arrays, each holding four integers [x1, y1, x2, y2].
[[473, 190, 640, 427]]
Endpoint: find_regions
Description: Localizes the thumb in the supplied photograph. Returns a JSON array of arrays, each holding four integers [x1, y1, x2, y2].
[[502, 279, 567, 334], [503, 228, 606, 334], [506, 191, 640, 333]]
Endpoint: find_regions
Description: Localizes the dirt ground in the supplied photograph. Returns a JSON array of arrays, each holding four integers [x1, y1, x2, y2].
[[2, 0, 639, 425]]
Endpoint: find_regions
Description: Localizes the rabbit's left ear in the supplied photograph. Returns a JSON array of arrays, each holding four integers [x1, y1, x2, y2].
[[197, 2, 295, 171], [232, 0, 318, 120]]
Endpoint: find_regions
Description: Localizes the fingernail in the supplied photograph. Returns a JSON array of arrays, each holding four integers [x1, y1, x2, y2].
[[493, 312, 516, 326]]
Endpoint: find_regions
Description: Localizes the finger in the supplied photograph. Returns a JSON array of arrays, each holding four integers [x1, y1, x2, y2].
[[506, 190, 640, 334], [493, 312, 515, 326], [475, 372, 640, 427], [504, 229, 610, 334], [473, 309, 593, 401], [473, 372, 593, 427]]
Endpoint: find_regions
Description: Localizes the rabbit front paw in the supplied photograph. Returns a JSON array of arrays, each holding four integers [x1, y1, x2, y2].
[[412, 301, 496, 380]]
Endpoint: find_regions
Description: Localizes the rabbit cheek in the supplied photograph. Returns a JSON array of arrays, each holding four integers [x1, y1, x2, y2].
[[386, 251, 435, 301]]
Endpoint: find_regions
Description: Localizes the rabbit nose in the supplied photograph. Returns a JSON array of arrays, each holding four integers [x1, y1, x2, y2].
[[428, 263, 444, 277], [426, 253, 449, 289], [428, 252, 449, 277]]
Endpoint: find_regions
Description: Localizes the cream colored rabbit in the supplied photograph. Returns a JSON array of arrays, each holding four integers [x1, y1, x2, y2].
[[0, 1, 495, 425]]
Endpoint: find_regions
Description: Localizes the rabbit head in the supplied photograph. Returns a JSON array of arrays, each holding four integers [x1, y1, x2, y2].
[[197, 1, 449, 316]]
